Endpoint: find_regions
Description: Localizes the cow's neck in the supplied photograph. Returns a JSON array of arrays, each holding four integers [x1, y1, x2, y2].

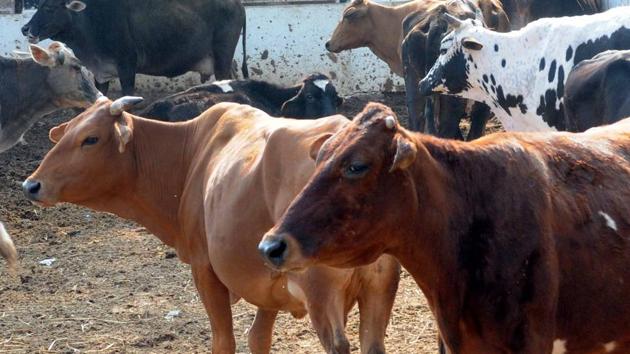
[[391, 136, 511, 346], [0, 59, 58, 151], [98, 117, 193, 248], [365, 2, 415, 74], [253, 80, 301, 110]]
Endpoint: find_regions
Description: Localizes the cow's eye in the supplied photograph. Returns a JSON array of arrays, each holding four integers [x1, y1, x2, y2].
[[344, 162, 369, 179], [440, 48, 448, 55], [81, 136, 98, 147], [306, 94, 315, 101]]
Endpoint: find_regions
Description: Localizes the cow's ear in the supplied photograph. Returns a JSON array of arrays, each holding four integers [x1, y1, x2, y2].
[[462, 37, 483, 50], [30, 44, 56, 67], [344, 6, 366, 19], [309, 133, 333, 162], [389, 135, 417, 172], [66, 0, 87, 12], [49, 122, 69, 144], [114, 114, 133, 153]]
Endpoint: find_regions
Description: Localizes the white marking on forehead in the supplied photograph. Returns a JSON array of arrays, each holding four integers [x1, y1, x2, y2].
[[598, 211, 618, 231], [604, 341, 617, 352], [552, 339, 567, 354], [213, 80, 234, 93], [313, 79, 330, 92]]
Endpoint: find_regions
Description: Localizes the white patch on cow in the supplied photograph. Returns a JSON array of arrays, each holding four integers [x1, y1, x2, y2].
[[604, 341, 618, 352], [313, 79, 330, 92], [427, 6, 630, 132], [213, 80, 234, 93], [287, 279, 307, 304], [552, 339, 567, 354], [598, 211, 618, 231]]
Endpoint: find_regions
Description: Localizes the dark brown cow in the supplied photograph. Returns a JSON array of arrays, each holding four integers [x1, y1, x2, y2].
[[23, 98, 399, 354], [501, 0, 598, 30], [260, 102, 630, 354], [401, 0, 509, 136]]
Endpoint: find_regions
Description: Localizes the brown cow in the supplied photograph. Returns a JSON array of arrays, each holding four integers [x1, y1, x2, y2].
[[260, 102, 630, 354], [326, 0, 439, 76], [23, 98, 400, 354]]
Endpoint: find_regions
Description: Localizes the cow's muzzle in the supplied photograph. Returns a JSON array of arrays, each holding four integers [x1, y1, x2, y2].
[[22, 179, 42, 201], [418, 77, 435, 96], [258, 234, 288, 269], [21, 25, 39, 43]]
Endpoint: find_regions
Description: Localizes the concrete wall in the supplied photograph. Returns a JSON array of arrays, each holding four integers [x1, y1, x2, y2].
[[0, 4, 405, 95]]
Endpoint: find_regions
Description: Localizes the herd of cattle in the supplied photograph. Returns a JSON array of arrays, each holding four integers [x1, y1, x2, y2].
[[1, 0, 630, 353]]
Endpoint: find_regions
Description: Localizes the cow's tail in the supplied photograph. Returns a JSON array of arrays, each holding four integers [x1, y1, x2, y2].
[[241, 13, 249, 79], [0, 221, 17, 269]]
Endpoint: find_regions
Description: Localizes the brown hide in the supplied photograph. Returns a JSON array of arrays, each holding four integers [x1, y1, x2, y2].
[[26, 100, 400, 354], [262, 102, 630, 354], [326, 0, 439, 76]]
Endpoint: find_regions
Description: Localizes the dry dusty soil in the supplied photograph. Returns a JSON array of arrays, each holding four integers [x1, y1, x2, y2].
[[0, 91, 501, 353]]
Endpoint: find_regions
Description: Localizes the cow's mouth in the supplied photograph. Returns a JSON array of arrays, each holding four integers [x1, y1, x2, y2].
[[27, 34, 39, 44]]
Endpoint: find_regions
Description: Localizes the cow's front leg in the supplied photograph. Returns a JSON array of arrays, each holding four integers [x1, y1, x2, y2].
[[191, 264, 236, 354], [247, 308, 278, 354], [116, 63, 136, 96]]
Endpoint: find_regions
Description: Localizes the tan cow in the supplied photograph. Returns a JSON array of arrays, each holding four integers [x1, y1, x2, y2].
[[0, 222, 17, 268], [326, 0, 439, 76], [23, 98, 400, 354]]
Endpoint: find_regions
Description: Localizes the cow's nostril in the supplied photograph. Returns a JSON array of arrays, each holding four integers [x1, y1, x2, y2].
[[22, 180, 41, 197], [21, 25, 29, 36], [258, 237, 288, 267], [325, 41, 331, 51]]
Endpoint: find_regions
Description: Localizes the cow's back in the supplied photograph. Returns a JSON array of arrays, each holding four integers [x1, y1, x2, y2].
[[64, 0, 244, 78]]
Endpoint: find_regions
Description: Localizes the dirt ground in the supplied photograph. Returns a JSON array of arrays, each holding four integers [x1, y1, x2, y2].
[[0, 91, 499, 353]]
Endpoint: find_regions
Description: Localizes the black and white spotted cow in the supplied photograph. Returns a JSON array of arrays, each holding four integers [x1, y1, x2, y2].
[[419, 6, 630, 131], [138, 73, 343, 121]]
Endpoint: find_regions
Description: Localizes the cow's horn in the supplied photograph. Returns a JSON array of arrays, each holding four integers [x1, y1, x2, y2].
[[443, 13, 463, 28], [385, 116, 396, 130], [110, 96, 144, 116]]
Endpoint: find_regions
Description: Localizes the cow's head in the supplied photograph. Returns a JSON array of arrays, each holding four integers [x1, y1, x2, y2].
[[325, 0, 372, 52], [31, 41, 101, 108], [22, 96, 143, 207], [259, 103, 420, 271], [500, 0, 533, 30], [418, 14, 486, 97], [21, 0, 86, 43], [281, 74, 343, 119]]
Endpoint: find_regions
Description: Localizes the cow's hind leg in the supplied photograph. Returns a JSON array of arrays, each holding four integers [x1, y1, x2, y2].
[[247, 308, 278, 354], [357, 255, 400, 354], [191, 264, 236, 354]]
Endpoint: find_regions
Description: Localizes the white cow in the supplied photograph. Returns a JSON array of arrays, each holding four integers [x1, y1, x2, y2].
[[419, 6, 630, 131]]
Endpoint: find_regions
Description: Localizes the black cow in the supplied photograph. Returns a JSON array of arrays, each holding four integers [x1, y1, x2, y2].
[[137, 74, 344, 121], [21, 0, 248, 96], [0, 42, 100, 153], [402, 0, 507, 139], [564, 50, 630, 132]]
